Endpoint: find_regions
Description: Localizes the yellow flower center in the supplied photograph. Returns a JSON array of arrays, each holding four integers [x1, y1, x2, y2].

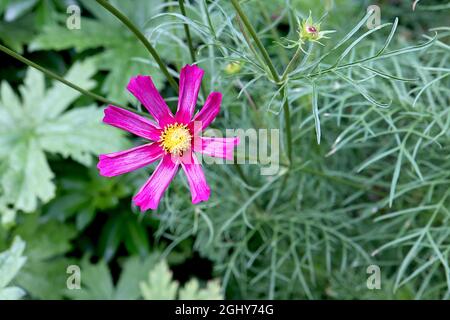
[[159, 123, 192, 155]]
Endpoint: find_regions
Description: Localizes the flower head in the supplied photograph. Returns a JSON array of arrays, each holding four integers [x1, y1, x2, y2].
[[299, 15, 323, 43], [298, 13, 336, 46], [97, 65, 239, 211]]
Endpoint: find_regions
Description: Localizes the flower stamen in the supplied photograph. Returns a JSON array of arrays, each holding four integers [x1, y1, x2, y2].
[[159, 122, 192, 155]]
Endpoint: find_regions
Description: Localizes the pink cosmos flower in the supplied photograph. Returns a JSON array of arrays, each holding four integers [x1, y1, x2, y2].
[[97, 64, 239, 211]]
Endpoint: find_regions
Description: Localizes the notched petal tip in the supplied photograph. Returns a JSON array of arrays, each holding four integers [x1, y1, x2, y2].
[[97, 154, 113, 178], [102, 105, 118, 123], [191, 185, 211, 204], [181, 64, 205, 75], [132, 197, 158, 212], [126, 74, 151, 87]]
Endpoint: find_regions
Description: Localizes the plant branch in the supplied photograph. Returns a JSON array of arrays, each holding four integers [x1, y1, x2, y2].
[[0, 44, 153, 118], [281, 46, 302, 81], [178, 0, 196, 64], [231, 0, 280, 83], [281, 94, 293, 163], [178, 0, 207, 98], [96, 0, 179, 92], [231, 0, 293, 164]]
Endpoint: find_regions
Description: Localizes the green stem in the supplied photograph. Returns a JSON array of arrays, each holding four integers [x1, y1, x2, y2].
[[281, 93, 293, 163], [231, 0, 293, 164], [0, 43, 153, 118], [96, 0, 179, 92], [231, 0, 280, 83], [178, 0, 196, 64], [178, 0, 207, 98], [281, 46, 302, 81], [257, 1, 289, 65]]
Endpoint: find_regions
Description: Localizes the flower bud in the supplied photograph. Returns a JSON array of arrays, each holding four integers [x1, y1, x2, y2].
[[297, 13, 335, 45], [224, 61, 242, 75]]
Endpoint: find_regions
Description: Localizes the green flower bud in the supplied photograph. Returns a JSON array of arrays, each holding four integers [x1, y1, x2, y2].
[[297, 13, 335, 45], [300, 16, 321, 42], [224, 61, 243, 75]]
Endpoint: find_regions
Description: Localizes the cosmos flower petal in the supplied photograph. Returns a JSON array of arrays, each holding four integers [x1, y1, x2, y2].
[[180, 152, 210, 204], [192, 92, 222, 132], [132, 155, 179, 211], [175, 64, 204, 124], [103, 105, 161, 141], [98, 143, 164, 177], [193, 137, 240, 160], [127, 75, 174, 126]]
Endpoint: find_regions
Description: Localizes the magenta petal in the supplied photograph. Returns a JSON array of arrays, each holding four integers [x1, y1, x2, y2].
[[127, 75, 174, 126], [192, 92, 222, 132], [133, 155, 179, 211], [97, 143, 164, 177], [193, 137, 240, 160], [103, 105, 161, 141], [175, 65, 204, 124], [181, 152, 210, 204]]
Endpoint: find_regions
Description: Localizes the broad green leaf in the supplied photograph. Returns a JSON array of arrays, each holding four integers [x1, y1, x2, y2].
[[140, 260, 223, 300], [12, 215, 77, 299], [45, 169, 140, 231], [0, 61, 129, 213], [0, 15, 34, 53], [30, 0, 170, 104], [2, 139, 55, 212], [3, 0, 38, 22], [0, 236, 27, 300], [65, 254, 159, 300], [179, 279, 223, 300], [140, 260, 178, 300]]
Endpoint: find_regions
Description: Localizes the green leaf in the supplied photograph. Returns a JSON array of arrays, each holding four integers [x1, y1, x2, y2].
[[140, 260, 224, 300], [0, 15, 35, 53], [0, 236, 27, 300], [30, 0, 170, 104], [0, 61, 129, 213], [39, 106, 124, 166], [3, 0, 38, 22], [65, 254, 159, 300], [179, 279, 223, 300], [140, 260, 178, 300], [114, 255, 159, 299], [1, 139, 55, 212], [11, 215, 77, 299], [45, 169, 140, 231]]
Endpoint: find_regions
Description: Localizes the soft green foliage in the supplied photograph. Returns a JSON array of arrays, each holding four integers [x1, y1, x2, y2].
[[66, 255, 159, 300], [179, 279, 223, 300], [0, 0, 62, 53], [0, 60, 128, 214], [140, 260, 223, 300], [140, 260, 179, 300], [46, 169, 141, 230], [10, 214, 77, 299], [0, 0, 449, 301], [0, 236, 26, 300], [30, 0, 176, 104]]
